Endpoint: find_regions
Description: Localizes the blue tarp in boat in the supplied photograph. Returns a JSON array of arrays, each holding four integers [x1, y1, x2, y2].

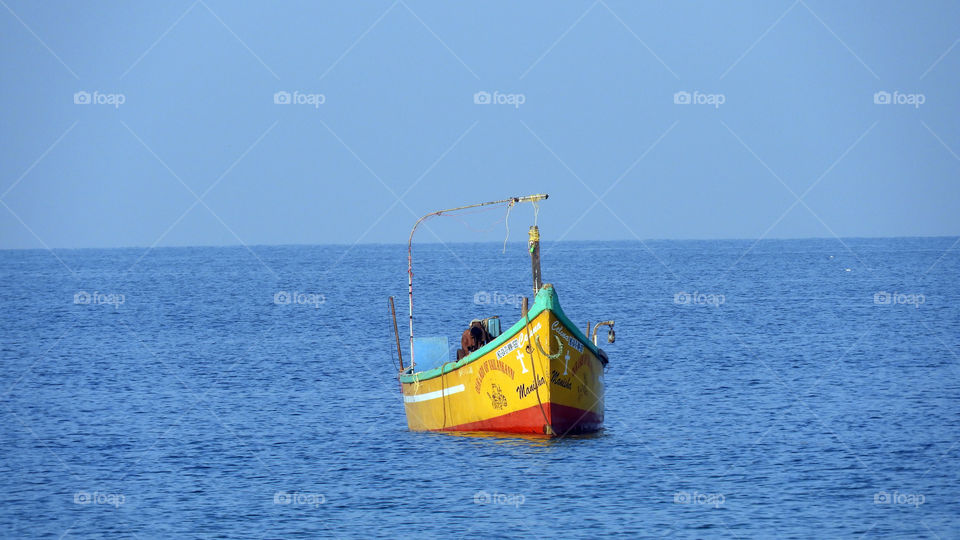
[[412, 336, 451, 373]]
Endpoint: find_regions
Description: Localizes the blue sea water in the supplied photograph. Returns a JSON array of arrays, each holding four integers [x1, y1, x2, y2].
[[1, 238, 958, 538]]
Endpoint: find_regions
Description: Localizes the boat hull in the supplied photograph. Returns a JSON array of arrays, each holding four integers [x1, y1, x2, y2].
[[400, 285, 605, 437]]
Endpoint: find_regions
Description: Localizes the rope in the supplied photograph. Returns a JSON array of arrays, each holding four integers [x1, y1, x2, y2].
[[522, 309, 552, 435], [502, 201, 514, 253], [535, 334, 563, 359], [439, 362, 450, 430], [528, 225, 540, 254]]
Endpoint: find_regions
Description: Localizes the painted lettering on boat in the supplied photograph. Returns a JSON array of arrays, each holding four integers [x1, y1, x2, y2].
[[551, 370, 572, 390], [474, 357, 517, 393], [570, 353, 587, 375], [495, 322, 541, 359], [516, 375, 546, 399], [550, 320, 584, 353]]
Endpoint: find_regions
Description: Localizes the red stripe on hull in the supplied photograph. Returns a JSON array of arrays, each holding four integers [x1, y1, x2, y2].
[[440, 402, 602, 436]]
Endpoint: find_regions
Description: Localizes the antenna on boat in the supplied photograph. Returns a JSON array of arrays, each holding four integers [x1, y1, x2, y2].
[[406, 193, 548, 369]]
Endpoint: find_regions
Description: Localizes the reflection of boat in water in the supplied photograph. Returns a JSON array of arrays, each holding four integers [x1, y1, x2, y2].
[[388, 194, 615, 437]]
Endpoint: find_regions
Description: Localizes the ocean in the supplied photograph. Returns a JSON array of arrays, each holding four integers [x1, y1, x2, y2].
[[1, 238, 958, 538]]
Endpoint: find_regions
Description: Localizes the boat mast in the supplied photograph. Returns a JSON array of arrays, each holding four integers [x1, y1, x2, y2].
[[407, 193, 548, 369], [528, 225, 542, 294]]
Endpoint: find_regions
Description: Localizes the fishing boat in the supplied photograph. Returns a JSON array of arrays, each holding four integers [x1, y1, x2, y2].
[[387, 194, 615, 437]]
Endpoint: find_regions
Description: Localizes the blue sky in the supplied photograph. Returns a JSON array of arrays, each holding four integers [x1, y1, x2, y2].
[[1, 0, 958, 249]]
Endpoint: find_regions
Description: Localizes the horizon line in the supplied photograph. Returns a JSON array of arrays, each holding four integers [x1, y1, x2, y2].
[[0, 233, 957, 252]]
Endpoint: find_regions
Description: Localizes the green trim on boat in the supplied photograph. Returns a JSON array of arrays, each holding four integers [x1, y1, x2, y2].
[[399, 284, 601, 384]]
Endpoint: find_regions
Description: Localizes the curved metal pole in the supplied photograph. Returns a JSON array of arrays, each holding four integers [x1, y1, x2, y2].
[[592, 321, 615, 345], [407, 194, 548, 369]]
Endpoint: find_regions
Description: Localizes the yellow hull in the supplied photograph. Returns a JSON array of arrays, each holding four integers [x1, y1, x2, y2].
[[401, 294, 605, 436]]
